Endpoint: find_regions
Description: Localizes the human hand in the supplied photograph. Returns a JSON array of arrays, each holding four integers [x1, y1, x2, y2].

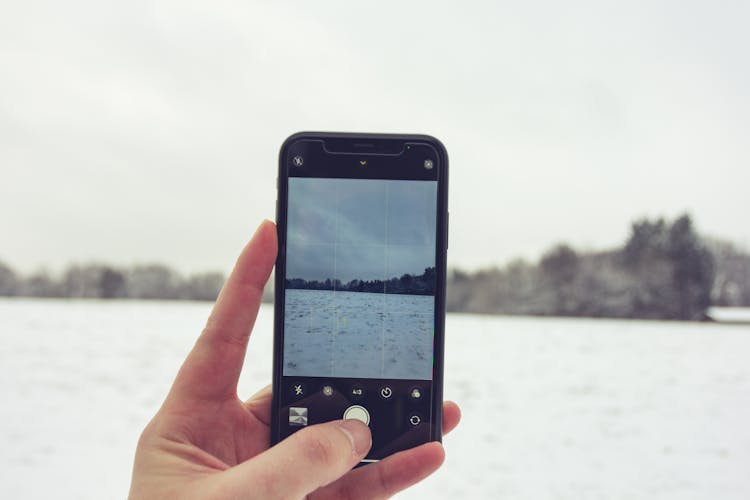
[[128, 220, 461, 499]]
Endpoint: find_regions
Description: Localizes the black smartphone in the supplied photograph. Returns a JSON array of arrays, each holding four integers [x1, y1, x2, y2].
[[271, 132, 448, 463]]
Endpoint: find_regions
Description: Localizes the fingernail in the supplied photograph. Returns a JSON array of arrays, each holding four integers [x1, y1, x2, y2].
[[253, 220, 268, 237], [338, 419, 372, 456]]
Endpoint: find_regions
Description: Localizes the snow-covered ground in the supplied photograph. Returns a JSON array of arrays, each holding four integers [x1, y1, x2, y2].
[[284, 289, 433, 379], [1, 299, 749, 499]]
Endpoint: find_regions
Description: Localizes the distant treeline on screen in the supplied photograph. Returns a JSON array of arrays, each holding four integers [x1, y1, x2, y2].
[[286, 267, 436, 296]]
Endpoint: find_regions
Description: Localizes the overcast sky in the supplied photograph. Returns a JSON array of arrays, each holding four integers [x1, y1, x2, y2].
[[286, 178, 436, 283], [1, 1, 748, 275]]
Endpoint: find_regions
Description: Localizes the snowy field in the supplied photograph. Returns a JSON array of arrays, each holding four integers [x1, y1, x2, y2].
[[1, 299, 749, 499], [283, 289, 433, 379]]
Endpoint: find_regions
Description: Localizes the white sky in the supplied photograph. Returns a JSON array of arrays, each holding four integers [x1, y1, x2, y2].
[[1, 0, 748, 275]]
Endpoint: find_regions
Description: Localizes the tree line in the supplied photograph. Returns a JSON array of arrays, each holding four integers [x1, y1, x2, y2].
[[286, 267, 436, 295], [2, 214, 749, 320], [0, 263, 226, 301], [447, 214, 750, 320]]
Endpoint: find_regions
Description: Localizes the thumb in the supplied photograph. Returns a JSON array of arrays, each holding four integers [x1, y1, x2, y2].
[[225, 419, 371, 498]]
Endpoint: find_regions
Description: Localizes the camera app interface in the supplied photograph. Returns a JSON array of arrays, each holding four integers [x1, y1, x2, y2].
[[281, 176, 438, 459]]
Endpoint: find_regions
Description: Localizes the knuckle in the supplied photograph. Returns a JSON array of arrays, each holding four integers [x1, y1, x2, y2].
[[200, 323, 246, 351], [136, 416, 158, 448], [297, 429, 339, 466], [375, 461, 393, 497]]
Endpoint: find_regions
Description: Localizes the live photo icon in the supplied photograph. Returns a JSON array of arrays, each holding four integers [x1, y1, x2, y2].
[[289, 407, 308, 426]]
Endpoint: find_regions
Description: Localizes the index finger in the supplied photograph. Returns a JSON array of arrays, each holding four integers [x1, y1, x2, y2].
[[168, 220, 277, 404]]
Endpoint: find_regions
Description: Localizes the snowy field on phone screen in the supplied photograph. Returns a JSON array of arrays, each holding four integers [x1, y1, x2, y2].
[[283, 289, 434, 380], [2, 299, 750, 500]]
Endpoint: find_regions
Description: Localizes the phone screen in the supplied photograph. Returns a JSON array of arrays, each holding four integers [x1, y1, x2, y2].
[[273, 135, 446, 461]]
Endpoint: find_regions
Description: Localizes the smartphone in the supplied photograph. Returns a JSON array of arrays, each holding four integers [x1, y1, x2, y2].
[[271, 132, 448, 463]]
